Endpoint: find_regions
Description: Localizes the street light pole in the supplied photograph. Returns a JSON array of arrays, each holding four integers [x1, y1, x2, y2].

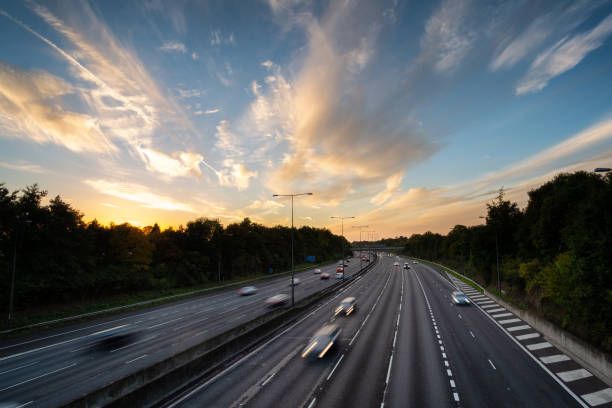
[[273, 192, 312, 306], [331, 216, 355, 281], [352, 225, 369, 272]]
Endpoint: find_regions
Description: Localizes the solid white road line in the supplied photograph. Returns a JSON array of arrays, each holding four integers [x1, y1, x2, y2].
[[498, 318, 521, 324], [516, 333, 540, 340], [0, 360, 39, 375], [262, 373, 275, 387], [581, 388, 612, 407], [0, 362, 77, 392], [126, 354, 147, 364], [540, 354, 570, 364], [527, 342, 553, 350], [506, 325, 531, 332], [307, 398, 317, 408], [557, 369, 593, 382]]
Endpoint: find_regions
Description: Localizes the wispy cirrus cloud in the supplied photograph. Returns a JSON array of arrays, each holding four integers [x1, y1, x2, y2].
[[85, 179, 198, 213], [205, 108, 220, 115], [0, 159, 46, 174], [419, 0, 475, 73], [516, 13, 612, 95], [159, 40, 186, 53], [210, 30, 235, 46]]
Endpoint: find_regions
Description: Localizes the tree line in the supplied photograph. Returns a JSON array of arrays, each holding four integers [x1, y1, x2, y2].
[[0, 183, 349, 317], [402, 171, 612, 353]]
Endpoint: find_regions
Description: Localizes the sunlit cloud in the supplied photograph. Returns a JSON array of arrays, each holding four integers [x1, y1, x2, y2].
[[370, 171, 403, 206], [516, 13, 612, 95], [160, 40, 187, 53], [215, 120, 243, 157], [85, 179, 198, 213], [216, 161, 258, 191], [100, 202, 118, 208], [205, 108, 220, 115], [0, 159, 46, 174], [136, 147, 204, 179]]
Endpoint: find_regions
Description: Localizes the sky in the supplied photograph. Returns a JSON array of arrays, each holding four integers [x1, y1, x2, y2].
[[1, 0, 612, 241]]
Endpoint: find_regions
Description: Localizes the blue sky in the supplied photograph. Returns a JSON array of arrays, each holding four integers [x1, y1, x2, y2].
[[1, 0, 612, 240]]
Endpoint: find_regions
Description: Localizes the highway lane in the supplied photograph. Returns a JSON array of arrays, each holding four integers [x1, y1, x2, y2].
[[166, 255, 585, 408], [413, 261, 579, 407], [165, 255, 393, 407], [0, 255, 370, 407]]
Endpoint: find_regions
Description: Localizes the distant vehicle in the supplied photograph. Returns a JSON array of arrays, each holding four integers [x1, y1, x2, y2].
[[320, 272, 330, 279], [393, 262, 399, 266], [335, 297, 357, 316], [335, 272, 344, 279], [85, 324, 139, 351], [336, 266, 344, 272], [413, 261, 418, 264], [403, 263, 410, 269], [266, 294, 290, 307], [451, 291, 470, 305], [314, 268, 322, 274], [302, 323, 342, 359], [289, 278, 301, 286], [237, 286, 257, 296]]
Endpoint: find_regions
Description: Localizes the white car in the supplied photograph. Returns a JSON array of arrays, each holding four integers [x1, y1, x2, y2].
[[335, 272, 344, 279], [393, 262, 399, 266], [314, 268, 322, 274], [289, 278, 301, 286], [265, 294, 290, 307]]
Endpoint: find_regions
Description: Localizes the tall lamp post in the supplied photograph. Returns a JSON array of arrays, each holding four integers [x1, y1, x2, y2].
[[480, 215, 500, 295], [273, 192, 313, 306], [330, 216, 355, 281], [352, 225, 369, 271], [8, 216, 31, 321]]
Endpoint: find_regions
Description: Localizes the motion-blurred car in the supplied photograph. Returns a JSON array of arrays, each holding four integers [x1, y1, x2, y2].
[[237, 286, 257, 296], [320, 272, 330, 279], [413, 261, 418, 264], [302, 323, 342, 359], [335, 271, 344, 279], [266, 294, 290, 307], [403, 263, 410, 269], [84, 324, 140, 351], [393, 262, 399, 266], [289, 278, 301, 286], [336, 266, 344, 272], [335, 297, 357, 316], [451, 291, 470, 305], [314, 268, 322, 274]]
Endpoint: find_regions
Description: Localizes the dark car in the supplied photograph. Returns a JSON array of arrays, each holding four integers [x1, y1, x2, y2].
[[85, 324, 140, 351], [335, 297, 357, 316], [452, 291, 470, 305], [302, 323, 342, 359]]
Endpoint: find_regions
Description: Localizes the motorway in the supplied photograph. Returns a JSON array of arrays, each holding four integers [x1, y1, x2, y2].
[[0, 256, 370, 408], [166, 255, 600, 408]]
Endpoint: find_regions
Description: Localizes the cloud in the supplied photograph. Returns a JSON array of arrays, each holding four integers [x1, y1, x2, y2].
[[191, 52, 199, 60], [516, 13, 612, 95], [246, 2, 437, 204], [194, 110, 203, 115], [210, 30, 236, 46], [176, 88, 201, 98], [100, 202, 118, 208], [215, 120, 242, 156], [160, 41, 187, 53], [370, 171, 403, 206], [0, 160, 46, 174], [419, 0, 475, 73], [85, 179, 198, 213], [205, 108, 220, 115], [215, 161, 258, 191], [0, 62, 115, 153], [136, 147, 204, 178]]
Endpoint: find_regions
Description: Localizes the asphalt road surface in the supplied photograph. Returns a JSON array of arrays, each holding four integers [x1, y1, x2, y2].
[[0, 256, 370, 408], [167, 256, 603, 408]]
